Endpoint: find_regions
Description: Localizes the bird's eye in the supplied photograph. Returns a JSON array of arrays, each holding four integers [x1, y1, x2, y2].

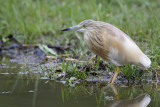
[[82, 25, 86, 28]]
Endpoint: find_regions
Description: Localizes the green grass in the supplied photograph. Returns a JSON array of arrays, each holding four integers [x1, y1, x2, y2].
[[0, 0, 160, 77]]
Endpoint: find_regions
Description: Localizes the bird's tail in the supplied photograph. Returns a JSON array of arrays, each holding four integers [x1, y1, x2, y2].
[[140, 54, 151, 68]]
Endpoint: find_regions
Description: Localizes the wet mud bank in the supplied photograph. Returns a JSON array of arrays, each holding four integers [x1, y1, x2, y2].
[[0, 37, 159, 85]]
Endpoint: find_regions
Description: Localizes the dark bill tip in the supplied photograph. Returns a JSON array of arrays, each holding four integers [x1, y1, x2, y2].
[[61, 28, 70, 31]]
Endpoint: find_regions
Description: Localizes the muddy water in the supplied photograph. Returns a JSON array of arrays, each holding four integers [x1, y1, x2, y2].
[[0, 57, 159, 107]]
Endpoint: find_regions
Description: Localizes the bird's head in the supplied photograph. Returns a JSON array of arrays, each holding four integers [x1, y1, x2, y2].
[[61, 20, 99, 33]]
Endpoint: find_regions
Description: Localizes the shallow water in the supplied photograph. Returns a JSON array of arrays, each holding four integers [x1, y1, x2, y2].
[[0, 56, 160, 107]]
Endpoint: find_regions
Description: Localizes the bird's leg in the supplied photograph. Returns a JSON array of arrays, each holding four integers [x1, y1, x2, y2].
[[109, 66, 119, 84]]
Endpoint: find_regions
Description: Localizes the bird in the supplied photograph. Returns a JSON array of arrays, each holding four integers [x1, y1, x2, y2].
[[61, 20, 151, 84]]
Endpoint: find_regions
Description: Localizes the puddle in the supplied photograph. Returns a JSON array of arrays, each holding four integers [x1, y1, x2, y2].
[[0, 57, 160, 107]]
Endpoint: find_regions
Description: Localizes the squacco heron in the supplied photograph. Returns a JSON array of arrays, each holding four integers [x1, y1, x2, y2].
[[61, 20, 151, 84]]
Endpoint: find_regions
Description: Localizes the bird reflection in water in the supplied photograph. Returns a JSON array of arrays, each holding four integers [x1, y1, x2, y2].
[[104, 85, 151, 107]]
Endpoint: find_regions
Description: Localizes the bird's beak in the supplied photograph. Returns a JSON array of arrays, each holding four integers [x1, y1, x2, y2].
[[61, 25, 82, 31]]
